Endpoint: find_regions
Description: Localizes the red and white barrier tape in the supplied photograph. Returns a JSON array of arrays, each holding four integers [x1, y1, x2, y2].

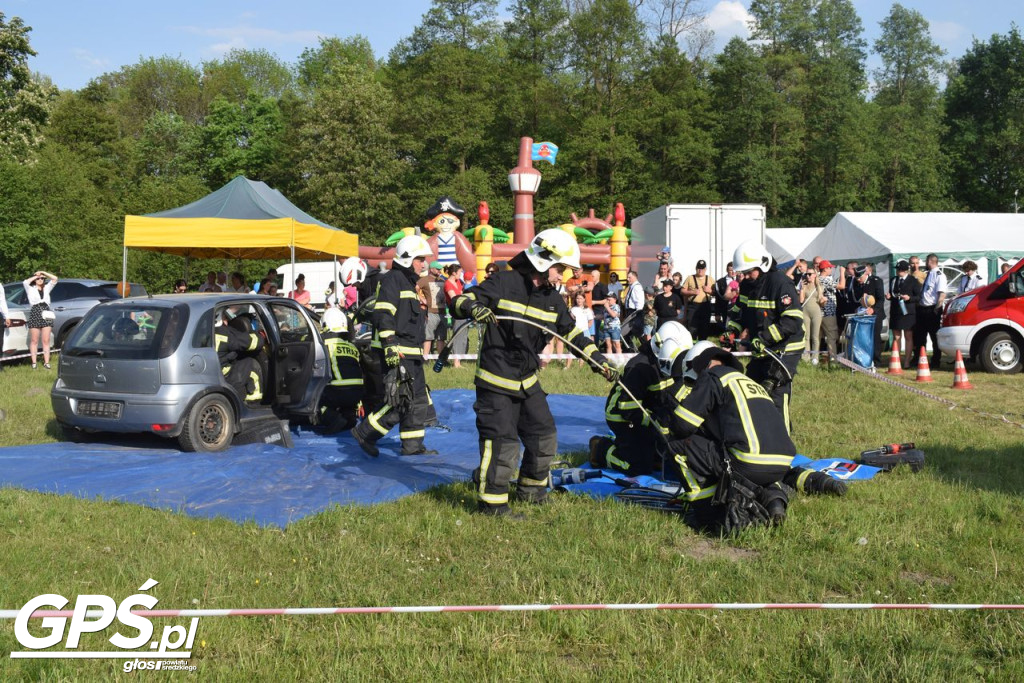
[[834, 354, 1024, 429], [3, 602, 1023, 620]]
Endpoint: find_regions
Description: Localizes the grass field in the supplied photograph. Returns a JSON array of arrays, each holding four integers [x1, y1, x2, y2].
[[1, 355, 1023, 680]]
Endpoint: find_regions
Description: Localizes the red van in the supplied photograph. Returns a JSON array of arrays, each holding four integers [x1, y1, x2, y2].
[[938, 261, 1024, 373]]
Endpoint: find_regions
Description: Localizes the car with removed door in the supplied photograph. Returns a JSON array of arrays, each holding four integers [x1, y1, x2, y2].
[[51, 293, 328, 451]]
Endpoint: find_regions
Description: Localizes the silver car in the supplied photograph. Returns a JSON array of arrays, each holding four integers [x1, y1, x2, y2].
[[51, 294, 328, 452]]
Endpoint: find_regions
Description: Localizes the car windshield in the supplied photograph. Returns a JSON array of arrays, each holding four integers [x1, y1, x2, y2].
[[65, 304, 189, 359]]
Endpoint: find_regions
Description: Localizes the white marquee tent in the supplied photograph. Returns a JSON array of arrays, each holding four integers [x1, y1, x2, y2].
[[766, 227, 824, 264], [802, 212, 1024, 287]]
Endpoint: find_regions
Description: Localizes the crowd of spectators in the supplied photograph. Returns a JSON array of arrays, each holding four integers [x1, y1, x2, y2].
[[162, 247, 1014, 370]]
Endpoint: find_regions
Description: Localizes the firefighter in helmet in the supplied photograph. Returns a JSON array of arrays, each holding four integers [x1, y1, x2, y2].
[[452, 228, 618, 517]]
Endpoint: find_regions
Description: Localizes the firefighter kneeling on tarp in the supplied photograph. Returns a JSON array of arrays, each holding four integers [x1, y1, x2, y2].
[[658, 344, 793, 534], [318, 308, 364, 433], [216, 310, 266, 403]]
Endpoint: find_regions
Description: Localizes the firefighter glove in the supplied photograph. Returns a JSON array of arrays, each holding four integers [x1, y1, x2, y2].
[[750, 337, 767, 357], [470, 303, 496, 325], [384, 344, 401, 368]]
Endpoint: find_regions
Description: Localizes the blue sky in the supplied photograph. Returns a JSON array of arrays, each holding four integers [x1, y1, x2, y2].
[[10, 0, 1021, 91]]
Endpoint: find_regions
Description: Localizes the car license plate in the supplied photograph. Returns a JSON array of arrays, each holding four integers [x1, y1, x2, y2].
[[77, 400, 123, 419]]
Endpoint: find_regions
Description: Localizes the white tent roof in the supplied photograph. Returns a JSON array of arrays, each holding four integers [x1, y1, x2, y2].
[[803, 212, 1024, 264], [766, 227, 824, 262]]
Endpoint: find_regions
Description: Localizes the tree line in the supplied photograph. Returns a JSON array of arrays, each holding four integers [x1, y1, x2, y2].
[[1, 2, 1022, 290]]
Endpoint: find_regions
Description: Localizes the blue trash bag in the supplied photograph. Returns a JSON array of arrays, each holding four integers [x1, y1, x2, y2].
[[844, 315, 875, 369]]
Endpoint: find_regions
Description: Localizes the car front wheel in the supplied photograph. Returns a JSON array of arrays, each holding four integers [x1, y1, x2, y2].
[[979, 331, 1022, 374], [178, 394, 235, 452]]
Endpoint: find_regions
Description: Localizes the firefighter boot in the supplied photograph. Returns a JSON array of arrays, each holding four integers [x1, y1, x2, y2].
[[785, 468, 848, 496], [513, 485, 549, 505], [589, 436, 613, 468], [477, 502, 526, 521], [803, 471, 848, 496], [351, 422, 379, 457]]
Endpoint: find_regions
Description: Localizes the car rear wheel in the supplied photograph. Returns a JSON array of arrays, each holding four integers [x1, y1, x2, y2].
[[979, 331, 1022, 374], [178, 394, 235, 452]]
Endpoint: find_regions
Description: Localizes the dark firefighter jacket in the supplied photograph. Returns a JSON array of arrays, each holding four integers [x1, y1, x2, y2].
[[453, 253, 605, 397], [324, 333, 363, 387], [370, 262, 425, 358], [666, 364, 796, 470], [604, 342, 672, 431], [726, 268, 805, 355]]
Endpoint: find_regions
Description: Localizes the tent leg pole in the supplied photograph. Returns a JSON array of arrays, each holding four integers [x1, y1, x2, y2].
[[184, 255, 191, 283], [122, 247, 128, 288]]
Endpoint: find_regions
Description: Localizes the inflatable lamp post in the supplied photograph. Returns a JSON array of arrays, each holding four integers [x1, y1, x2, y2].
[[508, 137, 542, 245], [610, 202, 628, 281], [474, 201, 493, 282]]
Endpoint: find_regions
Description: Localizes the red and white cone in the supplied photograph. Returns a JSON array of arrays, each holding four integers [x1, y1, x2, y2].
[[915, 348, 933, 383], [887, 338, 903, 375], [952, 350, 973, 389]]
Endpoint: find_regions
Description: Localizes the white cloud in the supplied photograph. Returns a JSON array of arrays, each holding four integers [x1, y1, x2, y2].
[[706, 0, 754, 44], [72, 48, 110, 71], [176, 24, 326, 56], [929, 20, 967, 44]]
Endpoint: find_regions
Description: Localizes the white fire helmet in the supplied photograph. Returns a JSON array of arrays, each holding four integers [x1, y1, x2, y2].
[[732, 239, 772, 273], [393, 234, 433, 269], [339, 257, 368, 285], [524, 228, 582, 272], [651, 321, 694, 377], [682, 340, 716, 382], [321, 307, 348, 333]]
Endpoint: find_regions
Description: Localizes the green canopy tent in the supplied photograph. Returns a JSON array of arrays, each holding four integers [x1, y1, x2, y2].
[[123, 176, 358, 284]]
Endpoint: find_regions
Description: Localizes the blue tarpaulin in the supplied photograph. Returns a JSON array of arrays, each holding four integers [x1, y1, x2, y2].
[[0, 390, 608, 528]]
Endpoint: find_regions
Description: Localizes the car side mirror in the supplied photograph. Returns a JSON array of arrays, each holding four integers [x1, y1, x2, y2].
[[1009, 277, 1019, 296]]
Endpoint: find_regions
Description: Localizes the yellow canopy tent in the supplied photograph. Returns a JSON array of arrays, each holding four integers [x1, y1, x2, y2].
[[122, 176, 358, 282]]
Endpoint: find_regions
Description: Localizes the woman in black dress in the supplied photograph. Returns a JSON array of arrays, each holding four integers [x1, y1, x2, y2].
[[654, 278, 683, 330], [886, 260, 921, 368], [22, 270, 58, 369]]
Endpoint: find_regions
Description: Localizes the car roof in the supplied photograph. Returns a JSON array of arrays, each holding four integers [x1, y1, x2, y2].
[[98, 293, 298, 311]]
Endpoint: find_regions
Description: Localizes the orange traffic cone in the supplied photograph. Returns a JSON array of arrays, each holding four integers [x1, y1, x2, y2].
[[887, 338, 903, 375], [915, 348, 933, 383], [952, 350, 973, 389]]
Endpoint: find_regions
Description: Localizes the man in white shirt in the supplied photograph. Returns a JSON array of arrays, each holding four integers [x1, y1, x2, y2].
[[198, 271, 221, 293], [914, 253, 947, 367], [623, 270, 645, 344]]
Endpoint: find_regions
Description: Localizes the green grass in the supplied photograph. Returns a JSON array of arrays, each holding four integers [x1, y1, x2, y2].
[[2, 356, 1024, 680]]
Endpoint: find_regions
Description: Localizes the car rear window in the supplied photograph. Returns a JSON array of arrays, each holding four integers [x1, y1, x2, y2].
[[64, 304, 189, 360]]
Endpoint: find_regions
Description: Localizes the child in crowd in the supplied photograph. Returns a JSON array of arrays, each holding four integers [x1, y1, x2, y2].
[[642, 288, 657, 340], [603, 294, 622, 354], [567, 292, 594, 369]]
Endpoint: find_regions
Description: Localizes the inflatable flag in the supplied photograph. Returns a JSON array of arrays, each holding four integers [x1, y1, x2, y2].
[[532, 141, 558, 165]]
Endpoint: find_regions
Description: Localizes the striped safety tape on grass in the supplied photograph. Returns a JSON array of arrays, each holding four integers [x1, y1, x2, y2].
[[4, 602, 1024, 619], [834, 355, 1024, 429]]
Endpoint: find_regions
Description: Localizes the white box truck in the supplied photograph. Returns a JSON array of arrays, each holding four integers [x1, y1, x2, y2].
[[631, 204, 766, 285], [277, 261, 342, 309]]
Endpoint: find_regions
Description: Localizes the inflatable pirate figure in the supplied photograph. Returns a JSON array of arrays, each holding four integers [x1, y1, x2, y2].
[[423, 196, 475, 272]]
